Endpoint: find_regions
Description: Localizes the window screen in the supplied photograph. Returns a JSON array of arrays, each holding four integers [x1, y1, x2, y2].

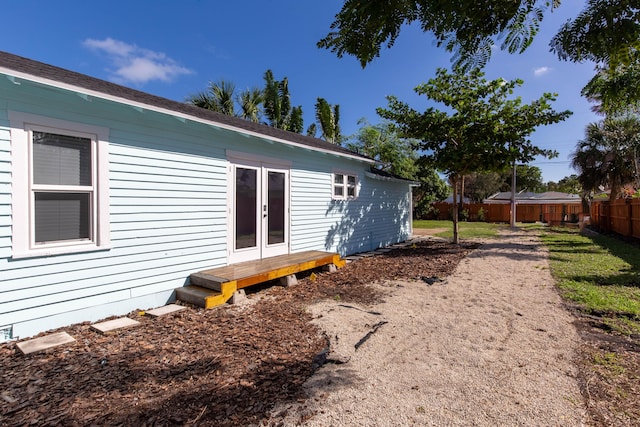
[[32, 132, 91, 186], [34, 193, 90, 242], [32, 131, 93, 244]]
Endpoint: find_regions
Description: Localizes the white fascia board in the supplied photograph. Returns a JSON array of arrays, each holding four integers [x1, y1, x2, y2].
[[0, 68, 375, 164]]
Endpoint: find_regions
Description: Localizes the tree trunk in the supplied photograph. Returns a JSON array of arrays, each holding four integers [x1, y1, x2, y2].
[[609, 181, 619, 201], [510, 161, 517, 228], [451, 174, 460, 244], [459, 175, 465, 221]]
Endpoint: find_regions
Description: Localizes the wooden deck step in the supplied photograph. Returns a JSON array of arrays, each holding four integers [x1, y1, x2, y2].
[[190, 272, 229, 292], [199, 251, 346, 290], [176, 251, 345, 310], [175, 281, 237, 309]]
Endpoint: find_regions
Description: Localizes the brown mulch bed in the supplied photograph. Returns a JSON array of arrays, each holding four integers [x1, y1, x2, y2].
[[0, 240, 475, 427]]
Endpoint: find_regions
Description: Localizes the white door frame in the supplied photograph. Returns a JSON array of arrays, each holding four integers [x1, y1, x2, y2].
[[227, 152, 290, 264], [261, 165, 289, 259]]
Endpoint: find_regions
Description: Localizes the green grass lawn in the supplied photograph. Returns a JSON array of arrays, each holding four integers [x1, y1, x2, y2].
[[413, 220, 504, 239], [537, 227, 640, 335]]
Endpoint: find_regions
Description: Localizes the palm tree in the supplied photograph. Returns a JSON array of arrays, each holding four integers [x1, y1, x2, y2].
[[263, 70, 303, 132], [289, 106, 304, 133], [306, 123, 317, 137], [314, 98, 341, 143], [188, 79, 236, 116], [237, 87, 264, 123], [572, 116, 640, 201]]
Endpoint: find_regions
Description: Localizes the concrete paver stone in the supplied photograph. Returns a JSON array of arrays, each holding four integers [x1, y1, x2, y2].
[[16, 332, 75, 355], [146, 304, 187, 317], [91, 317, 140, 334]]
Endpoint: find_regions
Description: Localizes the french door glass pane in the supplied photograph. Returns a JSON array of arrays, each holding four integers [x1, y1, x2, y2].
[[235, 168, 257, 249], [267, 171, 285, 245], [32, 132, 91, 186], [34, 192, 90, 243]]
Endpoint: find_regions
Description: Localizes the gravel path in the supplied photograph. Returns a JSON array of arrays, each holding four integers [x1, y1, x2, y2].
[[276, 229, 587, 426]]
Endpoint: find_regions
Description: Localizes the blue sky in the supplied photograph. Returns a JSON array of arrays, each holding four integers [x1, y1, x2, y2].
[[1, 0, 598, 183]]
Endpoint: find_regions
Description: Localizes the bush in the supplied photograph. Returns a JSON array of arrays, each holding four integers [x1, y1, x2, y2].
[[477, 207, 486, 222], [414, 200, 440, 220]]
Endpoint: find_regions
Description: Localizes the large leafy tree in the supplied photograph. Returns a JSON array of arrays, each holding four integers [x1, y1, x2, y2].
[[345, 119, 417, 179], [499, 164, 544, 192], [546, 174, 582, 194], [414, 161, 450, 219], [346, 119, 447, 218], [572, 116, 640, 202], [550, 1, 640, 68], [320, 1, 640, 114], [263, 70, 304, 133], [319, 0, 555, 69], [550, 1, 640, 116], [556, 174, 582, 194], [464, 172, 503, 202], [581, 62, 640, 116], [378, 67, 571, 242], [320, 1, 637, 69]]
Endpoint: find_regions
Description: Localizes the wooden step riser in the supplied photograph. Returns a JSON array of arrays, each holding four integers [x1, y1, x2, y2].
[[176, 286, 222, 309]]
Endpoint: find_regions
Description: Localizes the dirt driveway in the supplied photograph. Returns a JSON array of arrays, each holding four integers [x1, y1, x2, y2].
[[276, 229, 587, 425]]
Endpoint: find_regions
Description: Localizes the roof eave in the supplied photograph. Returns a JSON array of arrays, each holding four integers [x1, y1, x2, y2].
[[0, 66, 375, 164]]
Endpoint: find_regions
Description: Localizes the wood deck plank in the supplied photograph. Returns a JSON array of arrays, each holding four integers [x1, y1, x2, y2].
[[198, 251, 342, 290]]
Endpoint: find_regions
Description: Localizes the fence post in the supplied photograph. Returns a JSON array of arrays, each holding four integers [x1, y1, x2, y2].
[[629, 199, 634, 237]]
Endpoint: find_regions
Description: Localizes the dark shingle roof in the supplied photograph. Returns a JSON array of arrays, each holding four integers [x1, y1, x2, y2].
[[0, 50, 371, 162], [484, 191, 581, 204]]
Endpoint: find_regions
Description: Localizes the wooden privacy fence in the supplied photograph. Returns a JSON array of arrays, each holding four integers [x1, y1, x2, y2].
[[429, 202, 582, 224], [430, 203, 509, 222], [591, 199, 640, 239]]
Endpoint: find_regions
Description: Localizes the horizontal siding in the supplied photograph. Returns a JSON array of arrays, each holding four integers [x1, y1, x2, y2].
[[1, 253, 221, 319], [0, 75, 411, 338], [0, 241, 224, 288], [110, 224, 218, 240], [290, 160, 411, 255], [3, 290, 133, 327], [110, 217, 225, 232], [110, 188, 227, 200], [289, 166, 332, 252], [111, 196, 217, 207], [0, 79, 234, 335], [110, 203, 218, 214]]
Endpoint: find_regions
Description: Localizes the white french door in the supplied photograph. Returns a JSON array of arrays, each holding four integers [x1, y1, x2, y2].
[[229, 160, 289, 263]]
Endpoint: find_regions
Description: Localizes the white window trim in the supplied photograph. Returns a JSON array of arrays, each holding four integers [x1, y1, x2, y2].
[[332, 170, 359, 200], [9, 111, 111, 258]]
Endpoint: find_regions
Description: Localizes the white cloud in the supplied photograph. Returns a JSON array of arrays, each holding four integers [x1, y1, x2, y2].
[[83, 37, 192, 85], [533, 66, 551, 77]]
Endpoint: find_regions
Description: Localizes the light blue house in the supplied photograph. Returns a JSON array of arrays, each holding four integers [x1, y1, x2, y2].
[[0, 51, 415, 341]]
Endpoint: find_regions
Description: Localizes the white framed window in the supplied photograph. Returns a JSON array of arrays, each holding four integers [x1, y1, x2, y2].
[[332, 171, 358, 200], [9, 112, 110, 258]]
